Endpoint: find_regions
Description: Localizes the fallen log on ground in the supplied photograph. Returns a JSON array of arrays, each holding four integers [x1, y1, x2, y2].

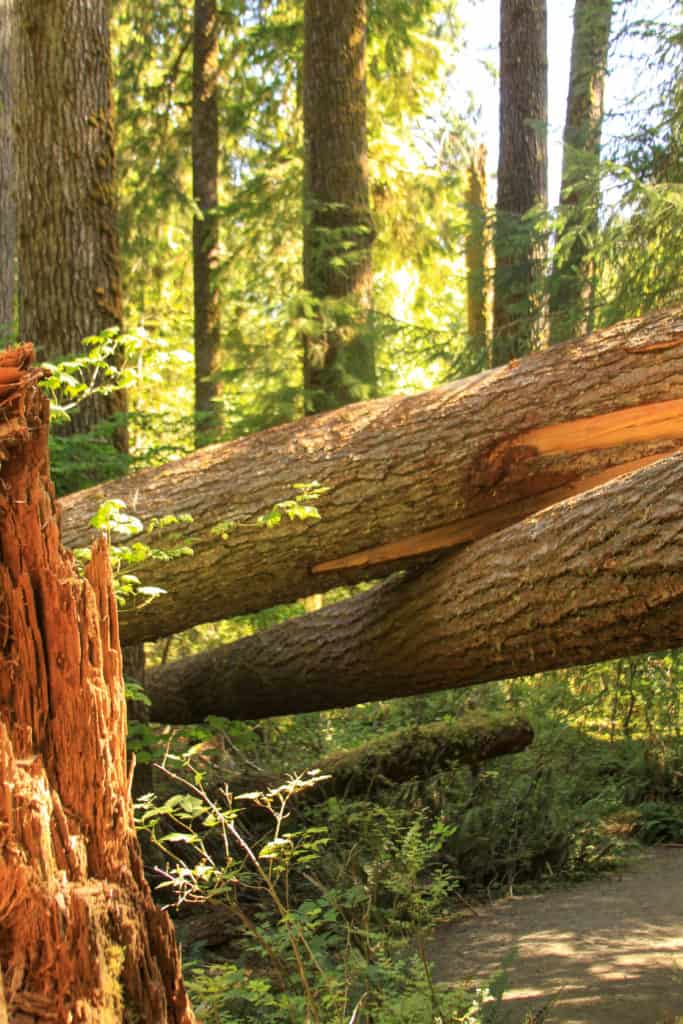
[[230, 714, 534, 803], [0, 346, 195, 1022], [163, 713, 533, 951], [145, 453, 683, 722], [59, 306, 683, 644]]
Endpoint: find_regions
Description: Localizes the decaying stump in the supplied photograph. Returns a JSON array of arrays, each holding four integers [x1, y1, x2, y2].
[[0, 346, 194, 1022]]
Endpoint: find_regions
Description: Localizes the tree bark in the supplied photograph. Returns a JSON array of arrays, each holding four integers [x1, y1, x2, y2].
[[550, 0, 613, 343], [145, 452, 683, 722], [193, 0, 222, 446], [465, 144, 492, 371], [493, 0, 548, 363], [0, 0, 14, 334], [302, 0, 375, 412], [13, 0, 144, 722], [58, 306, 683, 646], [13, 0, 126, 446], [0, 349, 194, 1022]]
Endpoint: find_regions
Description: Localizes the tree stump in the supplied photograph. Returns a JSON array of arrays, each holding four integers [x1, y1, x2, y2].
[[0, 345, 195, 1022]]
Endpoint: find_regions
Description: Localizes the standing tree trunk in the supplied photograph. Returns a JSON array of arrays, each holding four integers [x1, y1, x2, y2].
[[465, 144, 492, 370], [13, 0, 145, 732], [303, 0, 375, 412], [12, 0, 126, 450], [0, 348, 195, 1023], [550, 0, 613, 343], [493, 0, 548, 364], [0, 0, 14, 335], [193, 0, 222, 446]]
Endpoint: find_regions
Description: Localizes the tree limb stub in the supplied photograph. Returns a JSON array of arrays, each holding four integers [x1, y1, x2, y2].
[[58, 305, 683, 644], [145, 453, 683, 722]]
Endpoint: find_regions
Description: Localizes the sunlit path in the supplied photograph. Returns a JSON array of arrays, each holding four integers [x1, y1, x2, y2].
[[431, 847, 683, 1024]]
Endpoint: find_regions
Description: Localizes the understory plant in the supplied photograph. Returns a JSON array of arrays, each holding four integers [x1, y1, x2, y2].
[[137, 757, 500, 1024]]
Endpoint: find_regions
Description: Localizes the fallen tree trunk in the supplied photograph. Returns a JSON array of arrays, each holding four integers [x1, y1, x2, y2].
[[167, 712, 533, 951], [0, 347, 194, 1022], [237, 714, 534, 803], [60, 306, 683, 644], [145, 453, 683, 722]]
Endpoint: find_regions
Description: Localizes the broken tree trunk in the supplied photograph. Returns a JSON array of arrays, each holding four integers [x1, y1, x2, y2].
[[59, 306, 683, 645], [0, 347, 194, 1022], [145, 452, 683, 722]]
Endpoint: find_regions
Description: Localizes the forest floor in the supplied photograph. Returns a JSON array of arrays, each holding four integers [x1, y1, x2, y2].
[[430, 846, 683, 1024]]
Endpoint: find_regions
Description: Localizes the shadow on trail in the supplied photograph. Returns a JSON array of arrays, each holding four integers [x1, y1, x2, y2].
[[430, 847, 683, 1024]]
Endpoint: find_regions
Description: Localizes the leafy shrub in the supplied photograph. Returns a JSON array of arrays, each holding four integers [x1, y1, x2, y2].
[[139, 764, 503, 1024], [632, 801, 683, 845]]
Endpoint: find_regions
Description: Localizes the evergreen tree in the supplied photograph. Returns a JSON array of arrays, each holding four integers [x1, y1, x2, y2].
[[302, 0, 375, 412], [192, 0, 221, 445], [493, 0, 548, 364], [13, 0, 127, 473], [551, 0, 613, 343], [0, 0, 14, 336]]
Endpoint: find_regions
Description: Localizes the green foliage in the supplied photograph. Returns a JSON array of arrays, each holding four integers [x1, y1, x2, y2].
[[110, 0, 472, 448], [138, 758, 495, 1024], [74, 498, 193, 608], [573, 3, 682, 327], [632, 801, 683, 845]]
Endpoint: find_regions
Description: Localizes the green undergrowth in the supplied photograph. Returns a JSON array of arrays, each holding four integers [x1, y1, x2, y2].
[[134, 657, 683, 1023]]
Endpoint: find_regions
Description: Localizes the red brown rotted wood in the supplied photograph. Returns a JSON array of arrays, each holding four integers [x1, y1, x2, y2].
[[0, 346, 194, 1022]]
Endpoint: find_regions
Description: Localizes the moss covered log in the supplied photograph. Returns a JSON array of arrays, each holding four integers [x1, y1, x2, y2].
[[232, 714, 534, 804]]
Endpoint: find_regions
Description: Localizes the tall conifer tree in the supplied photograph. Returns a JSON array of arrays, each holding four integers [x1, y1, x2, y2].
[[551, 0, 613, 342], [493, 0, 548, 364], [13, 0, 126, 449], [303, 0, 375, 413], [192, 0, 221, 445], [0, 0, 14, 334]]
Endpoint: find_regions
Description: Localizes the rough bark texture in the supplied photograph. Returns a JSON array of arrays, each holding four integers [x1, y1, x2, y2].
[[550, 0, 613, 343], [193, 0, 221, 445], [58, 307, 683, 646], [0, 349, 194, 1022], [0, 0, 14, 333], [303, 0, 375, 412], [13, 0, 126, 443], [145, 452, 683, 722], [493, 0, 548, 363], [234, 715, 534, 803], [465, 144, 492, 369]]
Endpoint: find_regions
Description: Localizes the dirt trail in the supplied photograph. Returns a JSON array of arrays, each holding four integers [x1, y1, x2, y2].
[[430, 847, 683, 1024]]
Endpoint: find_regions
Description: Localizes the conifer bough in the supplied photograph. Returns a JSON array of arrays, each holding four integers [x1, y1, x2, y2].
[[59, 306, 683, 647]]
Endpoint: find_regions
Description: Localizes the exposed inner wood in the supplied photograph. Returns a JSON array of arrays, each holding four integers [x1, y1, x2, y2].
[[314, 398, 683, 575], [498, 397, 683, 457], [146, 452, 683, 723], [313, 454, 662, 573]]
